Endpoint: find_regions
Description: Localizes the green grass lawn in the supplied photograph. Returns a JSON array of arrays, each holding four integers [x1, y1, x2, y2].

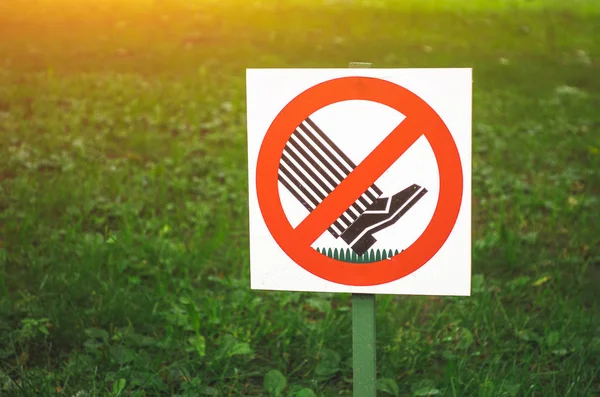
[[0, 1, 599, 396]]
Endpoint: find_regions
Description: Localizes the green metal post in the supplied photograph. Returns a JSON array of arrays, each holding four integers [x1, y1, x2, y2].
[[352, 293, 377, 396], [349, 61, 377, 397]]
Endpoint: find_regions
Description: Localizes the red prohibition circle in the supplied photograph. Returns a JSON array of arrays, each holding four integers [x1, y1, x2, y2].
[[256, 76, 463, 286]]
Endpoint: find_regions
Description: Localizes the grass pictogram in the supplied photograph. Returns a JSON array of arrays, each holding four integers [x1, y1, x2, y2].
[[315, 247, 401, 263]]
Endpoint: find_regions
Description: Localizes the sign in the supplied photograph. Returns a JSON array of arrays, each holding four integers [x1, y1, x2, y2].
[[247, 69, 472, 295]]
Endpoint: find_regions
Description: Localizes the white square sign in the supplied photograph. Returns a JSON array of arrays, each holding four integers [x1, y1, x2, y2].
[[246, 68, 472, 295]]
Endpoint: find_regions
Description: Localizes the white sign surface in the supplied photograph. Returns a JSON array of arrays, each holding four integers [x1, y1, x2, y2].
[[247, 68, 472, 295]]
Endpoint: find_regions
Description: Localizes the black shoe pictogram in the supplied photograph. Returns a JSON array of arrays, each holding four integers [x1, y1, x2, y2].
[[340, 184, 428, 256]]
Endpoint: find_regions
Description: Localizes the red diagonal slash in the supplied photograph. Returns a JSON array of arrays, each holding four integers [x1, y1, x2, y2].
[[294, 117, 424, 246]]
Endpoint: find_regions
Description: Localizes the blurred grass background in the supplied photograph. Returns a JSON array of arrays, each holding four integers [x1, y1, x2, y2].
[[0, 0, 599, 396]]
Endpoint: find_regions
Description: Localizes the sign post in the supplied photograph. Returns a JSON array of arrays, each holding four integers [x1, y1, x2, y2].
[[348, 61, 377, 397], [352, 292, 376, 396]]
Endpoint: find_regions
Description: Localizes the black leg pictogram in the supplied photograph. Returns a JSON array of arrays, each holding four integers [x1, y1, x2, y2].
[[278, 117, 427, 255]]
